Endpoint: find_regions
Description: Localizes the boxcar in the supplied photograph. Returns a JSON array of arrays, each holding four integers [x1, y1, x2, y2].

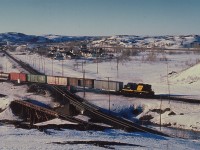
[[9, 72, 27, 82], [47, 76, 68, 86], [27, 74, 46, 83], [68, 77, 94, 88], [79, 78, 94, 88], [0, 72, 9, 80], [94, 80, 123, 91], [68, 77, 79, 87]]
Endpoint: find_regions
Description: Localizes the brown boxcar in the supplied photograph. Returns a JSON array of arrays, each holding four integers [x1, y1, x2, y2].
[[47, 76, 68, 86], [79, 78, 94, 88], [68, 77, 79, 87], [9, 72, 27, 82], [68, 77, 94, 88]]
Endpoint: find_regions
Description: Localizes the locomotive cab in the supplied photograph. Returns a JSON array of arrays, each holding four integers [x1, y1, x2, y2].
[[124, 83, 137, 90]]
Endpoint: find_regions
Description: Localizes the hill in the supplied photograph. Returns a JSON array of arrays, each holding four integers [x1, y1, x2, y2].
[[1, 32, 200, 49], [0, 32, 94, 44], [92, 35, 200, 49]]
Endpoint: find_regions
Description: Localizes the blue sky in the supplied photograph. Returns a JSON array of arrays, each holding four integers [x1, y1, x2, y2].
[[0, 0, 200, 36]]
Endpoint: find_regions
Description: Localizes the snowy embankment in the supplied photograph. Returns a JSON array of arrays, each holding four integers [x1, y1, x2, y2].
[[77, 92, 200, 132], [170, 63, 200, 84]]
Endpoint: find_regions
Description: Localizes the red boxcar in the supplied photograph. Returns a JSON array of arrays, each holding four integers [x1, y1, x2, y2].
[[9, 72, 27, 82]]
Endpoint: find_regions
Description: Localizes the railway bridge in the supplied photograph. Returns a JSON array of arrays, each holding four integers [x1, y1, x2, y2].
[[10, 100, 59, 126]]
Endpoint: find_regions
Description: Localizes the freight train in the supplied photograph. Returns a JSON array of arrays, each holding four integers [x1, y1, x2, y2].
[[0, 72, 155, 97]]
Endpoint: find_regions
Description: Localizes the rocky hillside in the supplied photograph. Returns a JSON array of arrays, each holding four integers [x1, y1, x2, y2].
[[92, 35, 200, 49]]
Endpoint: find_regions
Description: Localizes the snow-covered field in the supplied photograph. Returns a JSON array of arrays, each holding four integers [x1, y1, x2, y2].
[[1, 124, 200, 150], [1, 125, 200, 150], [1, 50, 200, 149]]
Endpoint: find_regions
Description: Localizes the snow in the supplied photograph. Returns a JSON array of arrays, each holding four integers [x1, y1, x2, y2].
[[170, 63, 200, 84], [0, 97, 19, 120], [75, 115, 91, 122], [75, 115, 112, 127], [34, 118, 78, 126], [1, 49, 200, 149], [0, 126, 199, 150]]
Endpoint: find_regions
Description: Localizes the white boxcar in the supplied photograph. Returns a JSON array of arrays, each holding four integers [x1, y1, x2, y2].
[[0, 72, 9, 80], [47, 76, 68, 86], [94, 80, 123, 91]]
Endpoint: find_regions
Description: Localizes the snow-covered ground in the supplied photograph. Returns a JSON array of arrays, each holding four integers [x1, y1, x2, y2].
[[1, 50, 200, 149], [1, 125, 200, 150]]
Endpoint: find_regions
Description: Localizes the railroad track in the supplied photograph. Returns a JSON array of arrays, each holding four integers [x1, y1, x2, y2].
[[4, 50, 169, 136], [121, 93, 200, 104], [88, 87, 200, 104], [50, 85, 169, 136]]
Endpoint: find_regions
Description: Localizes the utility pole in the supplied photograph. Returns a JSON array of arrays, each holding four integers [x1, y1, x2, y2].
[[160, 96, 162, 131], [34, 58, 36, 67], [96, 49, 99, 74], [41, 55, 43, 72], [33, 58, 34, 67], [39, 55, 40, 71], [32, 56, 34, 67], [116, 57, 119, 78], [62, 59, 64, 76], [166, 57, 170, 104], [105, 77, 111, 112], [44, 57, 46, 74], [83, 69, 86, 98], [52, 58, 53, 76], [82, 61, 84, 73]]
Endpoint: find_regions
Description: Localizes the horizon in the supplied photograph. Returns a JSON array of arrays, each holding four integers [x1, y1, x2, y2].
[[1, 31, 200, 37], [0, 0, 200, 36]]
